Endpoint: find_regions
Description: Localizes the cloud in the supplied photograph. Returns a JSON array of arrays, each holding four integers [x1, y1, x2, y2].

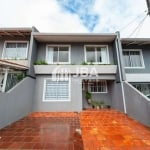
[[56, 0, 99, 31], [0, 0, 88, 33], [93, 0, 149, 37], [0, 0, 149, 37]]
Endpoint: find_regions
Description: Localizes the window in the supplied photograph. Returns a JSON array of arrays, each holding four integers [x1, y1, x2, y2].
[[46, 45, 70, 64], [85, 46, 108, 64], [43, 77, 70, 101], [123, 50, 144, 68], [132, 83, 150, 96], [88, 80, 107, 93], [3, 42, 28, 59]]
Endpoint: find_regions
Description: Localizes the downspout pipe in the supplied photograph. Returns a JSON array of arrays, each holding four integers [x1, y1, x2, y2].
[[115, 32, 127, 114]]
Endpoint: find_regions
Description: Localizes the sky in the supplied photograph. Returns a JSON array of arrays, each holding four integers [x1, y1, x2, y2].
[[0, 0, 150, 37]]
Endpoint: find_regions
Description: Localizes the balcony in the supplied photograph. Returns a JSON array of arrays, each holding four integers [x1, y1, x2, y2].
[[2, 59, 29, 67], [34, 64, 117, 75]]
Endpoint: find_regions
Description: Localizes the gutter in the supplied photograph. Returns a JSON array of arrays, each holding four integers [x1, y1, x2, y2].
[[115, 32, 127, 114]]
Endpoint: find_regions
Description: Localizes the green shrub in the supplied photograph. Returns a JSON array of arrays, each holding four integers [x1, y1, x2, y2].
[[34, 60, 48, 65], [81, 61, 88, 65], [85, 91, 92, 100]]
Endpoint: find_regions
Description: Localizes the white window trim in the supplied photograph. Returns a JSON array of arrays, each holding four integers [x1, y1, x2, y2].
[[123, 49, 145, 69], [88, 80, 108, 93], [2, 41, 29, 60], [84, 45, 110, 64], [43, 77, 71, 102], [46, 44, 71, 64]]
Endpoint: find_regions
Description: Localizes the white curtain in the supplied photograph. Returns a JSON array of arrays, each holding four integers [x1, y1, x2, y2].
[[130, 51, 141, 67], [46, 47, 54, 64], [101, 47, 107, 64], [123, 51, 130, 67]]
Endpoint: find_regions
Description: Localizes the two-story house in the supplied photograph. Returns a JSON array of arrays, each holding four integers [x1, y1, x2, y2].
[[32, 33, 124, 112], [0, 27, 150, 129]]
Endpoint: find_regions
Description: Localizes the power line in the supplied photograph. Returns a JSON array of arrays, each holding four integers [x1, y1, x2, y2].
[[120, 10, 147, 32], [128, 14, 148, 38]]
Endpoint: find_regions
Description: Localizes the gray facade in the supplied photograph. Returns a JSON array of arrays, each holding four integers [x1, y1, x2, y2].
[[36, 43, 115, 65], [0, 77, 35, 129], [122, 44, 150, 74], [33, 75, 82, 112]]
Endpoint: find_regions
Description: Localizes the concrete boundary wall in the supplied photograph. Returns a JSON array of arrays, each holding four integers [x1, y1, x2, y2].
[[0, 77, 35, 129], [124, 82, 150, 127]]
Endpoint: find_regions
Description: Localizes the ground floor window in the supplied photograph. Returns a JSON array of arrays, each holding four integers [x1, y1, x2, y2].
[[82, 80, 107, 93], [43, 77, 70, 101], [132, 83, 150, 97]]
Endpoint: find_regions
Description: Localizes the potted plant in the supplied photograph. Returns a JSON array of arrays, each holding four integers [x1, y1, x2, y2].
[[100, 101, 105, 109], [91, 100, 100, 110], [85, 91, 92, 104]]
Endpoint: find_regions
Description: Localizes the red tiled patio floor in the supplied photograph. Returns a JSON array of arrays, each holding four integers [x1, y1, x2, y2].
[[0, 112, 83, 150], [0, 110, 150, 150], [80, 109, 150, 150]]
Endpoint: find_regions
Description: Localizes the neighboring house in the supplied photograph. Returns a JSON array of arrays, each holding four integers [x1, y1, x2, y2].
[[121, 38, 150, 97], [0, 27, 36, 92], [120, 38, 150, 127], [0, 27, 150, 128]]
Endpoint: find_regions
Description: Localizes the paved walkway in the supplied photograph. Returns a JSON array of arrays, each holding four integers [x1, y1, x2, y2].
[[0, 110, 150, 149], [81, 110, 150, 150]]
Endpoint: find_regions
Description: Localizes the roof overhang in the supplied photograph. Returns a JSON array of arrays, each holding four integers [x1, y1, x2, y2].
[[121, 38, 150, 45], [0, 27, 32, 39], [33, 33, 117, 43], [0, 59, 28, 70]]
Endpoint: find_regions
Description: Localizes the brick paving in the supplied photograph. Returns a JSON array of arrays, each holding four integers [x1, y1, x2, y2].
[[80, 109, 150, 150], [0, 112, 83, 150], [0, 110, 150, 149]]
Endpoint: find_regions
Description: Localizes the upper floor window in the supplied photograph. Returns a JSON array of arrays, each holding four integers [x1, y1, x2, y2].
[[85, 45, 109, 64], [123, 49, 144, 68], [46, 45, 70, 64], [3, 42, 28, 59]]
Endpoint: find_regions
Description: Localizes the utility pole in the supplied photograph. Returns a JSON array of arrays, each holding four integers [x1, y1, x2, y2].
[[146, 0, 150, 16]]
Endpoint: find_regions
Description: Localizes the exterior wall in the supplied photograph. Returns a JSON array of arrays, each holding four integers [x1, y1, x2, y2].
[[110, 81, 124, 112], [122, 44, 150, 74], [36, 43, 115, 65], [33, 74, 116, 111], [27, 37, 37, 76], [33, 75, 82, 112], [0, 77, 35, 129], [123, 82, 150, 127]]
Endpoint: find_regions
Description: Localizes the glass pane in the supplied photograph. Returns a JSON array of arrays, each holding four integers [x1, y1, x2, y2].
[[97, 47, 102, 62], [16, 47, 27, 59], [45, 80, 69, 101], [4, 43, 27, 59], [53, 47, 58, 62], [101, 47, 107, 63], [17, 43, 27, 48], [6, 43, 16, 48], [45, 80, 57, 100], [4, 48, 17, 59], [47, 47, 54, 64], [86, 47, 95, 62], [123, 51, 130, 67], [130, 51, 142, 67], [59, 47, 69, 62]]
